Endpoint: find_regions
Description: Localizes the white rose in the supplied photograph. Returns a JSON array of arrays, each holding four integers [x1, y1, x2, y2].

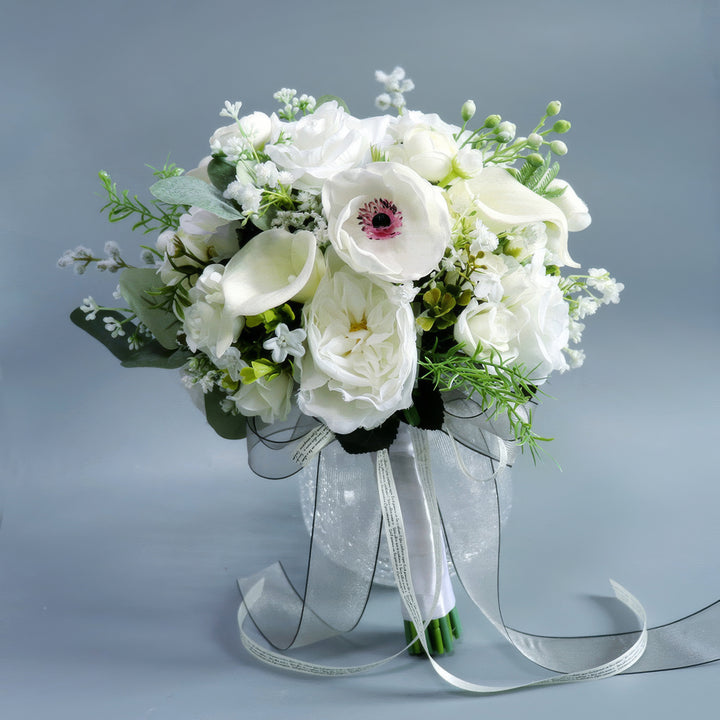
[[156, 207, 241, 286], [545, 178, 591, 232], [221, 228, 325, 317], [447, 166, 578, 268], [183, 264, 244, 358], [297, 260, 417, 433], [454, 299, 517, 362], [229, 368, 293, 425], [322, 162, 451, 283], [501, 254, 570, 382], [265, 102, 390, 191]]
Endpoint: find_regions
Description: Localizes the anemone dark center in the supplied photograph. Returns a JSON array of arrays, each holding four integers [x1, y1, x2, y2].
[[372, 212, 392, 228]]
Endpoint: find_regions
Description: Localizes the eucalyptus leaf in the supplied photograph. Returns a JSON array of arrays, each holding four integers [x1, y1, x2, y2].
[[316, 94, 350, 113], [70, 308, 135, 362], [204, 388, 247, 440], [121, 346, 191, 369], [207, 157, 238, 192], [150, 176, 243, 221], [118, 268, 180, 349]]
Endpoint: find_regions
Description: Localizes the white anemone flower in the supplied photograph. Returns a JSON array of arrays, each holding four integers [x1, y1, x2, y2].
[[322, 162, 451, 283]]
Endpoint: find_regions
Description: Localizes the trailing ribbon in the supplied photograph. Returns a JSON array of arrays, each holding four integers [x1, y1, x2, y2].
[[237, 402, 719, 689]]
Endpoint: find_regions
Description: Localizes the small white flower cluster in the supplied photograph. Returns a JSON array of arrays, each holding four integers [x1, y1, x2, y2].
[[58, 242, 126, 274], [375, 66, 415, 112], [273, 88, 316, 120]]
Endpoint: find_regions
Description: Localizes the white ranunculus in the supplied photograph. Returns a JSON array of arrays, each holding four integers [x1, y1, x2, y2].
[[265, 102, 390, 191], [454, 299, 517, 362], [545, 178, 591, 232], [322, 162, 451, 283], [183, 264, 244, 358], [156, 207, 241, 287], [447, 166, 578, 268], [221, 229, 325, 317], [229, 369, 294, 424], [388, 127, 458, 182], [209, 111, 272, 155], [501, 254, 570, 382], [297, 261, 417, 434], [387, 110, 461, 182]]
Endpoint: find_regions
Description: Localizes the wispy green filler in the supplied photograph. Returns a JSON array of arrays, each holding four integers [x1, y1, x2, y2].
[[418, 343, 549, 460], [98, 162, 186, 234]]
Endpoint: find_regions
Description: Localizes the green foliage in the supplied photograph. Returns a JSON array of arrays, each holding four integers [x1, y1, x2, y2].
[[418, 343, 548, 459], [204, 388, 247, 440], [207, 157, 238, 192], [150, 176, 244, 222], [98, 170, 184, 234], [118, 268, 181, 349], [70, 308, 189, 369]]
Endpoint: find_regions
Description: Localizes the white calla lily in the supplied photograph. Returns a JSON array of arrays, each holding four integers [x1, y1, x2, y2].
[[449, 166, 578, 268], [221, 229, 325, 317]]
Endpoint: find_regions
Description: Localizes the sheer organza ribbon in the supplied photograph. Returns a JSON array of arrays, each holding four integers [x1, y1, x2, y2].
[[237, 401, 720, 690]]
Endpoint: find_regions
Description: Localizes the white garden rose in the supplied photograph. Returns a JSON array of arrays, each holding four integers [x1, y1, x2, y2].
[[156, 207, 241, 286], [265, 102, 390, 191], [545, 178, 591, 232], [454, 299, 517, 362], [221, 228, 325, 317], [229, 368, 294, 425], [322, 162, 451, 283], [183, 264, 244, 358], [297, 260, 417, 434], [501, 253, 570, 382], [447, 166, 578, 268]]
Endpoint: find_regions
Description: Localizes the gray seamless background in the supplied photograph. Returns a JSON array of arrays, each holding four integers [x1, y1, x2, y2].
[[1, 1, 719, 718]]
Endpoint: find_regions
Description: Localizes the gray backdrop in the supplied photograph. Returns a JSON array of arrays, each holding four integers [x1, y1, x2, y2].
[[2, 0, 719, 718]]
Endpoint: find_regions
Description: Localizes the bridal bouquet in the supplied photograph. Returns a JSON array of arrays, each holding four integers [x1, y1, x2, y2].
[[61, 68, 624, 669]]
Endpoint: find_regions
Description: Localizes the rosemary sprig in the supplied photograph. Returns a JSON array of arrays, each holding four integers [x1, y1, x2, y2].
[[98, 166, 185, 234], [418, 342, 550, 460]]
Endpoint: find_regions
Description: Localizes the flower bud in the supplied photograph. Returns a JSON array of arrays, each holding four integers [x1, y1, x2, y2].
[[552, 119, 571, 134], [461, 99, 476, 122], [527, 133, 543, 149], [496, 121, 516, 141], [550, 140, 568, 155], [483, 114, 501, 128], [546, 100, 562, 116], [526, 152, 544, 167]]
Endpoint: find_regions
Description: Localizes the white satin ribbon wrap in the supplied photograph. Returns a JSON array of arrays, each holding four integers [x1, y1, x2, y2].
[[237, 402, 720, 689]]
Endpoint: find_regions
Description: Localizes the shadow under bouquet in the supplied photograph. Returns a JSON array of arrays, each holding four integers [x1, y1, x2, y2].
[[62, 68, 631, 684]]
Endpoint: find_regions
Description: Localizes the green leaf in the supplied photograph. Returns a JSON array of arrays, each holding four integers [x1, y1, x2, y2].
[[70, 308, 136, 362], [150, 176, 243, 221], [203, 388, 247, 440], [335, 414, 400, 454], [207, 157, 238, 192], [121, 345, 191, 369], [118, 268, 181, 349], [316, 94, 350, 113]]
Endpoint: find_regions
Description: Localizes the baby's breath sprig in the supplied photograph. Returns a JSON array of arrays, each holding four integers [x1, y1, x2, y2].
[[273, 88, 317, 121], [57, 241, 133, 274]]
